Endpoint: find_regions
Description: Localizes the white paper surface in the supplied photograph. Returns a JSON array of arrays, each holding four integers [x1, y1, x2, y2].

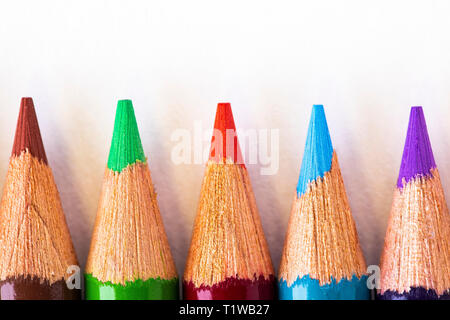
[[1, 0, 450, 276]]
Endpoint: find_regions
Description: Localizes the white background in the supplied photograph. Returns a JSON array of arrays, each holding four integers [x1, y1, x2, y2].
[[1, 0, 450, 276]]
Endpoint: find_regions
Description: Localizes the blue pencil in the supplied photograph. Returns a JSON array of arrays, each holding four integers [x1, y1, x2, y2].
[[278, 105, 369, 300]]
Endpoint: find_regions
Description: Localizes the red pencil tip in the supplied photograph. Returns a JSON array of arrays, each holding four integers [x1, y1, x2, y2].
[[209, 102, 244, 165], [21, 97, 34, 107], [12, 97, 48, 164]]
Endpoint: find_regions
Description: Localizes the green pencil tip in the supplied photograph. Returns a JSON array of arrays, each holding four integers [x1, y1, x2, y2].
[[107, 99, 146, 172]]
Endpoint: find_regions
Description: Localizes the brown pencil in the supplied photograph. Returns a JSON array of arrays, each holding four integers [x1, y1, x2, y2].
[[0, 97, 80, 300]]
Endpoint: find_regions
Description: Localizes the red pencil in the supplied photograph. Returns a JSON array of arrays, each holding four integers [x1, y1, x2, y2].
[[183, 103, 275, 300]]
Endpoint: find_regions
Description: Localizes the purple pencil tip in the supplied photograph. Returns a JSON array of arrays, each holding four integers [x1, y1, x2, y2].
[[397, 106, 436, 188]]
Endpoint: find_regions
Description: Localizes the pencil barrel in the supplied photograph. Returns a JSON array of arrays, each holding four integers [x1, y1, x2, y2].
[[183, 276, 276, 300], [85, 274, 179, 300], [0, 276, 80, 300], [278, 275, 369, 300]]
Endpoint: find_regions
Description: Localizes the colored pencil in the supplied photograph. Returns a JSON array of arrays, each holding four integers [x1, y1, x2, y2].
[[0, 97, 80, 300], [183, 102, 275, 300], [278, 105, 369, 300], [85, 99, 178, 300], [378, 107, 450, 300]]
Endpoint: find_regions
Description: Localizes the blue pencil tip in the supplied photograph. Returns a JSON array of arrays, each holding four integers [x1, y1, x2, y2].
[[296, 105, 334, 196]]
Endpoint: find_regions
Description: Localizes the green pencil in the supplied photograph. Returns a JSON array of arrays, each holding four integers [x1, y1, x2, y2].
[[85, 100, 178, 300]]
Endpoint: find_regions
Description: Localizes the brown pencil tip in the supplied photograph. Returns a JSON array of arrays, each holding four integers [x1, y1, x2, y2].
[[12, 97, 48, 164]]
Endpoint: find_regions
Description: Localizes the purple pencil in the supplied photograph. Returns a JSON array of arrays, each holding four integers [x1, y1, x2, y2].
[[378, 106, 450, 300]]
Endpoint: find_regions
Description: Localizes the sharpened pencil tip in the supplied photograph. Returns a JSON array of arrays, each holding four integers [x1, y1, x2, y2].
[[296, 105, 333, 196], [107, 99, 146, 172], [12, 97, 48, 164], [209, 102, 244, 165], [397, 106, 436, 188]]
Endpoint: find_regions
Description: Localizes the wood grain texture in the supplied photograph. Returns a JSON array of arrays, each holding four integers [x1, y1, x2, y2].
[[380, 170, 450, 296], [184, 159, 274, 287], [0, 151, 78, 283], [279, 152, 367, 286], [86, 162, 177, 284]]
